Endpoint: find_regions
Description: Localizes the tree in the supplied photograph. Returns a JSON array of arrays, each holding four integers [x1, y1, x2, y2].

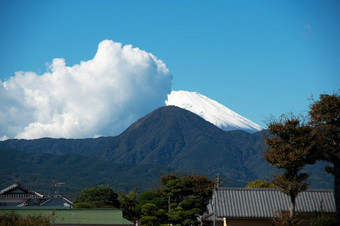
[[162, 178, 192, 204], [246, 180, 276, 188], [136, 190, 167, 225], [167, 197, 202, 225], [160, 173, 215, 225], [137, 191, 167, 212], [118, 173, 214, 225], [118, 188, 140, 224], [140, 203, 166, 226], [74, 185, 119, 208], [309, 92, 340, 225], [160, 173, 214, 205], [264, 114, 315, 224]]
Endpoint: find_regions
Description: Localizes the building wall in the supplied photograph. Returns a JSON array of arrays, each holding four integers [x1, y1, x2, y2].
[[201, 218, 271, 226], [223, 214, 336, 226], [0, 199, 26, 206], [202, 215, 336, 226], [225, 219, 271, 226]]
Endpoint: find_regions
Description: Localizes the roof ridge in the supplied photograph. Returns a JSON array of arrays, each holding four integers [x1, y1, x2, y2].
[[0, 183, 44, 198], [216, 187, 279, 191], [216, 187, 333, 192]]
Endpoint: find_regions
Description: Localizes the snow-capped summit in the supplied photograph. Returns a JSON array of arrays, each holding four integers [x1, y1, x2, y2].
[[165, 90, 264, 133]]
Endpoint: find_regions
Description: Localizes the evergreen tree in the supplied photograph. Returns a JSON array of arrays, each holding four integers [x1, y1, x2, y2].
[[140, 203, 166, 226], [116, 173, 214, 225], [119, 188, 140, 224], [136, 190, 167, 225], [160, 173, 215, 225], [74, 185, 119, 208]]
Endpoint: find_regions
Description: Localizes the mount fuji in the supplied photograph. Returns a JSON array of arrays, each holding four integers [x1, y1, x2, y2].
[[165, 90, 264, 133]]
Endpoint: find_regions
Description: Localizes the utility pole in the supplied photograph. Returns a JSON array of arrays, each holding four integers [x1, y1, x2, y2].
[[213, 173, 220, 226], [168, 196, 171, 212]]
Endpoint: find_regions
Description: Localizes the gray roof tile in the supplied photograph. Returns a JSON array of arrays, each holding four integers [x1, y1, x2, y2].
[[210, 188, 335, 218]]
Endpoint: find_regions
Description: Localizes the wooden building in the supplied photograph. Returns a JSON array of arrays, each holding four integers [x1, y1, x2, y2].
[[0, 183, 45, 207], [200, 187, 335, 226]]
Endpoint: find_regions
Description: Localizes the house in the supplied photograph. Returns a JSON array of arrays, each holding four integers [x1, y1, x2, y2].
[[0, 183, 74, 207], [0, 184, 133, 225], [0, 183, 45, 207], [0, 207, 133, 226], [39, 194, 74, 207], [200, 187, 335, 226]]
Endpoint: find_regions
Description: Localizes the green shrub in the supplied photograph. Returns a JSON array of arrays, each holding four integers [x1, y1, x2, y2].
[[0, 212, 54, 226], [73, 201, 95, 208], [310, 212, 336, 226]]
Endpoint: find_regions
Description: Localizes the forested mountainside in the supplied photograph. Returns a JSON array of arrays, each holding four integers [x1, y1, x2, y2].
[[0, 147, 172, 193], [0, 106, 333, 191]]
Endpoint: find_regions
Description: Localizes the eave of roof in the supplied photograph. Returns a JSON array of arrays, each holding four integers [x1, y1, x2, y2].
[[0, 183, 44, 198]]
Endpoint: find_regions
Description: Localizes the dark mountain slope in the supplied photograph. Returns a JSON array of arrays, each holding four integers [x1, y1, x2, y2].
[[1, 136, 113, 156], [0, 147, 172, 193], [96, 106, 272, 181], [0, 106, 333, 189]]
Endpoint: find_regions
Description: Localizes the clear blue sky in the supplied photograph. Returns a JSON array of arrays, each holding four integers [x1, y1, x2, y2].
[[0, 0, 339, 136]]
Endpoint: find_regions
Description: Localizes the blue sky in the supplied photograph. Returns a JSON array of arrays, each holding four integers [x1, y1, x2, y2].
[[0, 0, 339, 138]]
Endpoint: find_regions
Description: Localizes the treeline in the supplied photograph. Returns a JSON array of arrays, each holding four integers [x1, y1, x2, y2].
[[73, 173, 215, 225]]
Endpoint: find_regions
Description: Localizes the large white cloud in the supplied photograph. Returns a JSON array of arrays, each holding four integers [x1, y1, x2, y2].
[[0, 40, 172, 139]]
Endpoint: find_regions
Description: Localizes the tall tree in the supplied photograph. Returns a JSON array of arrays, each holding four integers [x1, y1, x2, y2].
[[74, 185, 119, 208], [309, 92, 340, 225], [119, 188, 140, 224], [136, 190, 168, 225], [160, 173, 215, 225], [140, 203, 166, 226], [264, 115, 315, 224]]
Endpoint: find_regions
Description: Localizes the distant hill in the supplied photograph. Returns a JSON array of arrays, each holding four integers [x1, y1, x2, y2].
[[0, 147, 172, 194], [1, 136, 112, 156], [95, 106, 270, 182], [0, 106, 333, 190]]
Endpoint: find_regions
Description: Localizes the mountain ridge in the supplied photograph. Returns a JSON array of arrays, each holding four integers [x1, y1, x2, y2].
[[1, 106, 268, 182], [0, 106, 333, 190]]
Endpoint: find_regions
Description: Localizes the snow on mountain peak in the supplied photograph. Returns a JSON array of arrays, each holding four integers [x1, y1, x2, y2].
[[165, 90, 264, 133]]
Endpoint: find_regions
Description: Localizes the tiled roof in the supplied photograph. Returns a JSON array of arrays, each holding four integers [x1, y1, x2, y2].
[[209, 188, 335, 219], [39, 194, 73, 207], [0, 183, 44, 198]]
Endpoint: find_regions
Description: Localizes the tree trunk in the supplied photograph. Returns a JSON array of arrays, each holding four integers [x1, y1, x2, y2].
[[289, 195, 296, 225], [335, 157, 340, 226]]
